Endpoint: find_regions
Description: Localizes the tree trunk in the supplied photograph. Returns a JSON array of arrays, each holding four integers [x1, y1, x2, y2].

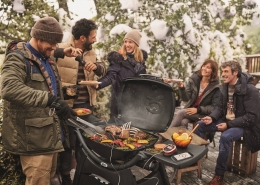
[[57, 0, 71, 18], [93, 0, 101, 19]]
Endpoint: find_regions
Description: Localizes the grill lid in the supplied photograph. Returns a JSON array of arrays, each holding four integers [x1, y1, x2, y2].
[[117, 75, 175, 132]]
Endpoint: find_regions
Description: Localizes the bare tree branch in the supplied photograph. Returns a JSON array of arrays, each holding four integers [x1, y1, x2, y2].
[[93, 0, 100, 18], [57, 0, 71, 18]]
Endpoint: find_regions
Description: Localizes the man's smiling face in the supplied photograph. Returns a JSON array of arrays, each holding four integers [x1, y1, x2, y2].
[[221, 66, 238, 85]]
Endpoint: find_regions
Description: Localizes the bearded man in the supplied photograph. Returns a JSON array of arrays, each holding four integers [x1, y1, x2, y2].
[[1, 17, 79, 185], [56, 19, 106, 185]]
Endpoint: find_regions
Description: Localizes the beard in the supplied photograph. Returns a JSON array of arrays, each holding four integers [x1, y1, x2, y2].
[[83, 40, 93, 51], [38, 45, 53, 58]]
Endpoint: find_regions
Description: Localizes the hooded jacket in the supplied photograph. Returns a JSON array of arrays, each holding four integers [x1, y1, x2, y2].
[[179, 72, 220, 116], [210, 73, 260, 152], [97, 50, 147, 118], [1, 41, 65, 155]]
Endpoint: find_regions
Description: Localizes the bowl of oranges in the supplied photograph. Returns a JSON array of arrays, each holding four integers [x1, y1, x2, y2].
[[172, 130, 192, 148]]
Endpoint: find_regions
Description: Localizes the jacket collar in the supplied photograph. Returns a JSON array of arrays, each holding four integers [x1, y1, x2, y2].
[[190, 72, 219, 91], [221, 73, 253, 95], [67, 36, 75, 47]]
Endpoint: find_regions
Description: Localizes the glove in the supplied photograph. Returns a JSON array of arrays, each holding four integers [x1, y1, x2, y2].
[[47, 94, 77, 120]]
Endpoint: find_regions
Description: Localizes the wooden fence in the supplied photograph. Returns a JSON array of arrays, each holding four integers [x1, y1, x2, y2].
[[246, 54, 260, 73]]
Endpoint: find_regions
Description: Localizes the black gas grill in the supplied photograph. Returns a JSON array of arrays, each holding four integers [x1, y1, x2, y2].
[[71, 75, 176, 185]]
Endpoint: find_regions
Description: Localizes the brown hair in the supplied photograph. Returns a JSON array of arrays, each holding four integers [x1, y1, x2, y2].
[[197, 59, 219, 81], [120, 43, 143, 62]]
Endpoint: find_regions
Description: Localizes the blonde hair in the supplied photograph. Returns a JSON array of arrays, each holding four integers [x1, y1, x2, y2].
[[120, 44, 143, 62]]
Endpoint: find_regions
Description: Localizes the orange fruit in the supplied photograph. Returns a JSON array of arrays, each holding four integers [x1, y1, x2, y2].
[[181, 133, 189, 140], [176, 135, 185, 140], [172, 133, 179, 139]]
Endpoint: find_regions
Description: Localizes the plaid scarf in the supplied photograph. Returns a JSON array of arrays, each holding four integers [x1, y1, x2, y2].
[[10, 42, 60, 95]]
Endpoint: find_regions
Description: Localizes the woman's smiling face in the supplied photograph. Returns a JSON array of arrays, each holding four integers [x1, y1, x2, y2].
[[201, 63, 212, 77], [124, 38, 136, 53]]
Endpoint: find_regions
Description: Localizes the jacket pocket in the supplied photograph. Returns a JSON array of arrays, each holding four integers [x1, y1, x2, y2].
[[25, 117, 55, 151], [29, 73, 48, 90], [31, 73, 45, 81]]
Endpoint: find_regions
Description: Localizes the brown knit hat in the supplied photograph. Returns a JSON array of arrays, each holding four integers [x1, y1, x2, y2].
[[124, 29, 142, 46], [30, 17, 63, 43]]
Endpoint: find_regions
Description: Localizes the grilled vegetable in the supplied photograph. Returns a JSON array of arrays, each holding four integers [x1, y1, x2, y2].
[[116, 147, 129, 150], [126, 143, 135, 150], [119, 141, 125, 147], [131, 142, 142, 148], [137, 140, 149, 144], [128, 137, 137, 142], [90, 135, 99, 141], [111, 139, 122, 145], [146, 148, 163, 154], [101, 139, 113, 143], [123, 139, 128, 145], [146, 135, 157, 141]]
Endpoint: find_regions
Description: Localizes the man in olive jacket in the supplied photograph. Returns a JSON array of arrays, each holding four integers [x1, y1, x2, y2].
[[1, 17, 79, 185], [194, 61, 260, 185]]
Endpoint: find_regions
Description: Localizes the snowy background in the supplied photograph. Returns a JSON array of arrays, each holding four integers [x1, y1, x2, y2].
[[8, 0, 260, 79]]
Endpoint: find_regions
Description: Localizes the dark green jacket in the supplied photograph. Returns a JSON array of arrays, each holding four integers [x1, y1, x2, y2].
[[1, 41, 65, 155]]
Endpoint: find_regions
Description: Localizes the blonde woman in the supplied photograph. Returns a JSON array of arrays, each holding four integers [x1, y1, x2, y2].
[[96, 29, 147, 123]]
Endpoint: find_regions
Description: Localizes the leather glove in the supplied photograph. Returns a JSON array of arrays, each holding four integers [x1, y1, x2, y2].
[[47, 94, 76, 120]]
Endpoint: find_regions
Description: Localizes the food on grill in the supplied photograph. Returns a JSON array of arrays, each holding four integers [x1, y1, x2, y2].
[[90, 135, 99, 141], [126, 143, 135, 150], [133, 131, 147, 139], [119, 129, 130, 139], [105, 125, 122, 136], [131, 142, 142, 148], [137, 140, 148, 144], [86, 122, 158, 153], [172, 132, 192, 148], [154, 143, 167, 150], [101, 139, 113, 143], [89, 134, 108, 141], [111, 139, 125, 147], [99, 134, 108, 140], [90, 129, 156, 150]]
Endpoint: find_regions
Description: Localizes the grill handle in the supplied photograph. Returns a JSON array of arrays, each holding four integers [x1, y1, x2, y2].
[[74, 128, 147, 170]]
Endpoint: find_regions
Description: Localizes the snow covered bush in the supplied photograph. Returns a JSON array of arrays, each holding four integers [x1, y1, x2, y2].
[[94, 0, 259, 79]]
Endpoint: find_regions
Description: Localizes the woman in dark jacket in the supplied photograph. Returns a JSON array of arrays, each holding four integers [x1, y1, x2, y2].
[[96, 29, 147, 123], [166, 59, 220, 128]]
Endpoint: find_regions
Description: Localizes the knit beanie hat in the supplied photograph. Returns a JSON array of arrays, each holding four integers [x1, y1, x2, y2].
[[124, 29, 142, 46], [30, 17, 63, 43]]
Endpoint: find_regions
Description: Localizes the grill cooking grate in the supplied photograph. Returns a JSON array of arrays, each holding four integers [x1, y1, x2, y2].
[[85, 130, 158, 152]]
